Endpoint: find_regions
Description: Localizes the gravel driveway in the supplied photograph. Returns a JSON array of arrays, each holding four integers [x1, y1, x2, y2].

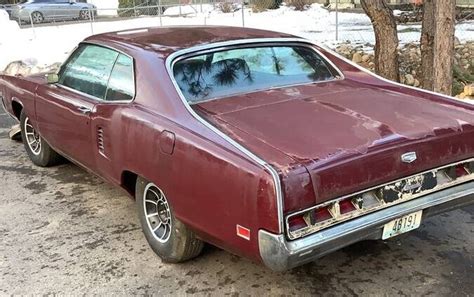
[[0, 111, 473, 295]]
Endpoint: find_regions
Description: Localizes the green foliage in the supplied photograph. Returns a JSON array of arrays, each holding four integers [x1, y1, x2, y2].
[[453, 64, 474, 96], [119, 0, 141, 9], [270, 0, 283, 9], [118, 0, 140, 16]]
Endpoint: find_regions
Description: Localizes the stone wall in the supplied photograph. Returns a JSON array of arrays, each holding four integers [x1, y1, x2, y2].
[[335, 40, 474, 98]]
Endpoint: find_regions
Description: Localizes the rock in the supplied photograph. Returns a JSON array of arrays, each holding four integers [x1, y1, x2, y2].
[[405, 74, 415, 86], [362, 54, 370, 63], [454, 37, 461, 46], [352, 52, 363, 63], [3, 59, 61, 76], [414, 79, 420, 87], [4, 60, 36, 76], [465, 85, 474, 96]]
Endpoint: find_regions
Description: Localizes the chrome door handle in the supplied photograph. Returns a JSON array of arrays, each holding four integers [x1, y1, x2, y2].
[[77, 106, 92, 114]]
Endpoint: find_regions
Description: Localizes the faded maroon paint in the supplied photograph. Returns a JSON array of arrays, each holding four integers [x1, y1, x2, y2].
[[1, 26, 474, 264], [195, 77, 474, 213]]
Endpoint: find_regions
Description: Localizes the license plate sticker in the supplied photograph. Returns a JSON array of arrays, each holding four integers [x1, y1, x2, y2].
[[382, 210, 423, 240]]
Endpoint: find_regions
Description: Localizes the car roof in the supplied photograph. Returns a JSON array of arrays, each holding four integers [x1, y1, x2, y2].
[[85, 26, 299, 58]]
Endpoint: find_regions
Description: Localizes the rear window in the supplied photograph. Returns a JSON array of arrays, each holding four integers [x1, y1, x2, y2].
[[173, 45, 339, 103]]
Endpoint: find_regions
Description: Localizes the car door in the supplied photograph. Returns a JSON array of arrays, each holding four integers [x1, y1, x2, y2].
[[62, 0, 83, 19], [36, 44, 120, 170], [28, 0, 55, 21], [91, 53, 136, 181]]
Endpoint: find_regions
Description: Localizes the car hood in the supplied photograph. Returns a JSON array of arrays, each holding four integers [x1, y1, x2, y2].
[[194, 80, 474, 211]]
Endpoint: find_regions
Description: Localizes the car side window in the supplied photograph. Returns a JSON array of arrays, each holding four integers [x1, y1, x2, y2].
[[105, 54, 135, 101], [59, 44, 119, 100]]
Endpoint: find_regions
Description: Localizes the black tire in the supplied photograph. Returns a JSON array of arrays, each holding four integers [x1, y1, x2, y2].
[[30, 11, 44, 24], [20, 111, 62, 167], [136, 177, 204, 263]]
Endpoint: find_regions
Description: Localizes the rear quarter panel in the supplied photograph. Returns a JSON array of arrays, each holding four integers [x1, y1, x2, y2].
[[0, 75, 38, 122], [108, 105, 277, 262]]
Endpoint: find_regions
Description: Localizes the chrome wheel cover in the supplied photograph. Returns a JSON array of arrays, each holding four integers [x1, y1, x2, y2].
[[143, 183, 172, 243], [32, 12, 43, 23], [80, 10, 90, 19], [24, 117, 41, 156]]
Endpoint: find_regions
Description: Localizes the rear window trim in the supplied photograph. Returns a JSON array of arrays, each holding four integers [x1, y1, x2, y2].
[[171, 41, 344, 105]]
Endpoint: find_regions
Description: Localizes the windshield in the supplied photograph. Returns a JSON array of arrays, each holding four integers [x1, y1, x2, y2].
[[173, 45, 339, 103]]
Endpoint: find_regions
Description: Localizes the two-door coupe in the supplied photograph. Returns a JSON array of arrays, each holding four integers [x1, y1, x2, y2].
[[1, 26, 474, 271]]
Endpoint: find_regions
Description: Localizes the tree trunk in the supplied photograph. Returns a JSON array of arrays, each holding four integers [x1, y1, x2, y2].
[[432, 0, 456, 95], [420, 0, 435, 90], [360, 0, 400, 82]]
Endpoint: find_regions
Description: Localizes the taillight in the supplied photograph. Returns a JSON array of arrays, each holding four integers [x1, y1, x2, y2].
[[288, 215, 307, 232], [287, 160, 474, 240], [339, 198, 357, 214], [455, 164, 468, 177], [314, 207, 332, 222], [446, 164, 469, 180]]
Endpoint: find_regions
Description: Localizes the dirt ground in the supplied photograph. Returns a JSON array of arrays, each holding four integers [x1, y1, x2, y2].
[[0, 111, 473, 295]]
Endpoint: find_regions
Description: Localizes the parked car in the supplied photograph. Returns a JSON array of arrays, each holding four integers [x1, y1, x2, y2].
[[9, 0, 96, 24], [1, 27, 474, 271]]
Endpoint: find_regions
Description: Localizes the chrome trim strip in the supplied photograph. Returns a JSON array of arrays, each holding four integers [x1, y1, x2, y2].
[[259, 181, 474, 271], [165, 37, 328, 233], [286, 157, 474, 239]]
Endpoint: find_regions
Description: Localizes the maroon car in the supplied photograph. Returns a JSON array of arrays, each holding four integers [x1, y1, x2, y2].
[[1, 26, 473, 271]]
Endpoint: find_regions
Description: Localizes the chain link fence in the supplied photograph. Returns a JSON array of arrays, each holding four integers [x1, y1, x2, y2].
[[1, 0, 472, 43]]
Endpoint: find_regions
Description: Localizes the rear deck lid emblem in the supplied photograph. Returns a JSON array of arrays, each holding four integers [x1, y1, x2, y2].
[[401, 152, 417, 163]]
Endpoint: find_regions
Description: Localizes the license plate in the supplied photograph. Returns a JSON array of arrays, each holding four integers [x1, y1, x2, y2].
[[382, 210, 423, 240]]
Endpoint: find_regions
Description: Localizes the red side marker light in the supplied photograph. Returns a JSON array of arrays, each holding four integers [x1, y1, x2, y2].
[[236, 225, 251, 240]]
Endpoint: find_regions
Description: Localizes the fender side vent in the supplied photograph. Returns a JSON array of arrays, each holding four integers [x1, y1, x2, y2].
[[97, 127, 105, 155]]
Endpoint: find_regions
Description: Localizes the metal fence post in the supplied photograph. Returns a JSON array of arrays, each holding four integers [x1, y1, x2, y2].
[[89, 8, 94, 35], [200, 0, 203, 13], [29, 12, 36, 39], [159, 0, 163, 26], [335, 0, 339, 41], [241, 0, 245, 27]]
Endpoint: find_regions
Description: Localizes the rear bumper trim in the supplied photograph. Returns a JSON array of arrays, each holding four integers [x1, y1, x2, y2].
[[259, 181, 474, 271]]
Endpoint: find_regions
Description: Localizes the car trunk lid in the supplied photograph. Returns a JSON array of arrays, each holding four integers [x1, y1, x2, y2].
[[194, 80, 474, 211]]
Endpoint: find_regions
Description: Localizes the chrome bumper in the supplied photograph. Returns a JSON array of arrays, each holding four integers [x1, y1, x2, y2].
[[259, 181, 474, 271]]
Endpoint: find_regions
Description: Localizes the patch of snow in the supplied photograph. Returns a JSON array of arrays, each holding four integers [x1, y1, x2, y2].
[[0, 3, 472, 71], [88, 0, 119, 16]]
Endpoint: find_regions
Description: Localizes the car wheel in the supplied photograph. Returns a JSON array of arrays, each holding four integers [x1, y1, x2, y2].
[[136, 177, 204, 263], [79, 9, 90, 20], [20, 111, 62, 167], [30, 11, 44, 24]]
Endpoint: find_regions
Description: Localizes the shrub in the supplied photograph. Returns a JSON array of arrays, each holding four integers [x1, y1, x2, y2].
[[118, 0, 141, 17], [218, 2, 234, 13], [287, 0, 314, 11], [250, 0, 281, 12]]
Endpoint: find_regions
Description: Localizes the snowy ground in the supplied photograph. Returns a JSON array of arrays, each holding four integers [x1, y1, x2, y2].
[[0, 4, 473, 70]]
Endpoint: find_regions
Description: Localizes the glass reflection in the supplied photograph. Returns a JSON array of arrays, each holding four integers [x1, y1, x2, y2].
[[174, 46, 337, 103]]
